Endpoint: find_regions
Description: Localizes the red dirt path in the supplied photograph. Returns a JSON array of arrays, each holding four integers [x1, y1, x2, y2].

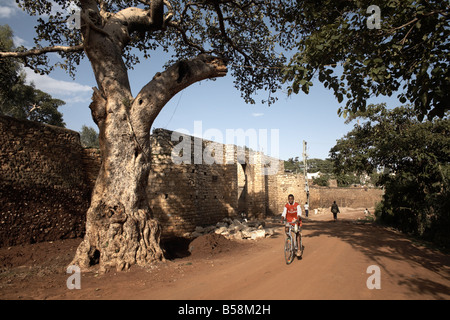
[[1, 208, 449, 300]]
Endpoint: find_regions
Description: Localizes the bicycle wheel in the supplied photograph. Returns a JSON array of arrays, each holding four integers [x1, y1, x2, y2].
[[284, 235, 294, 264]]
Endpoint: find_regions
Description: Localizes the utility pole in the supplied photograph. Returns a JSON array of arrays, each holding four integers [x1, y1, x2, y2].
[[303, 140, 309, 207]]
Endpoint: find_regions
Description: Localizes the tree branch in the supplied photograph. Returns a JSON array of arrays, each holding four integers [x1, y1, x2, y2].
[[0, 44, 84, 59], [212, 2, 252, 63], [130, 54, 228, 132], [167, 20, 207, 53], [112, 0, 165, 35]]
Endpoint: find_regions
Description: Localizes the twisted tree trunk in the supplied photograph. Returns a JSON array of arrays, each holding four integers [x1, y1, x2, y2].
[[70, 90, 164, 272], [70, 1, 227, 272], [71, 55, 227, 272]]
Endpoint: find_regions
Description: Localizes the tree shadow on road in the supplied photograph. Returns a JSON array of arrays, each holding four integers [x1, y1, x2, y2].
[[304, 219, 450, 299], [397, 276, 450, 299]]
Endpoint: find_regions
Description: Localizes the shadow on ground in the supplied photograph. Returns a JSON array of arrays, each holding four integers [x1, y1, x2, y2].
[[160, 237, 191, 260], [304, 219, 450, 299]]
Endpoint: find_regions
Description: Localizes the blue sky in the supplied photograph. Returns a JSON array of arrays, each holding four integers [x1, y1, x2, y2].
[[0, 0, 402, 161]]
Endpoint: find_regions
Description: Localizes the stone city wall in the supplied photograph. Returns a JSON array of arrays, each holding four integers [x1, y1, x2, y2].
[[0, 116, 383, 246], [0, 115, 88, 246]]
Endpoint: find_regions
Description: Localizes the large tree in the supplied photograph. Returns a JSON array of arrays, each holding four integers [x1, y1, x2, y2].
[[0, 24, 65, 127], [277, 0, 449, 120], [330, 104, 450, 246], [0, 1, 285, 272], [80, 125, 100, 148]]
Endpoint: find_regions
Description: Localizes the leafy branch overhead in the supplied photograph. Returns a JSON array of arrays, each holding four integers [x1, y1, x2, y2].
[[278, 0, 449, 120], [0, 25, 65, 127], [329, 104, 450, 246], [330, 104, 450, 178], [1, 0, 287, 105]]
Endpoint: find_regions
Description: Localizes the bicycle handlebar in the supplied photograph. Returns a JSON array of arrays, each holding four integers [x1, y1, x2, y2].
[[283, 219, 301, 224]]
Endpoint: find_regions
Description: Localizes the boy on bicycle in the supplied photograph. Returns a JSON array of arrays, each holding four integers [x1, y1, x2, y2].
[[281, 194, 303, 257]]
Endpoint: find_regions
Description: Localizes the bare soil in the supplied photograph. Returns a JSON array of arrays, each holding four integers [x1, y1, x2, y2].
[[1, 208, 449, 300]]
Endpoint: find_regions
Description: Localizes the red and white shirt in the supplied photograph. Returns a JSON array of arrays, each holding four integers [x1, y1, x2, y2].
[[282, 202, 302, 222]]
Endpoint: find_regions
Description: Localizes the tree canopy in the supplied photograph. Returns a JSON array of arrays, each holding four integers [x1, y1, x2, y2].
[[330, 104, 450, 247], [284, 157, 334, 174], [4, 0, 287, 105], [0, 24, 65, 127], [330, 104, 450, 177], [80, 125, 100, 148], [278, 0, 449, 120]]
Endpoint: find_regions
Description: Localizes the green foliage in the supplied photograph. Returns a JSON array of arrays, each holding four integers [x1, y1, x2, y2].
[[308, 158, 334, 174], [0, 25, 20, 99], [284, 157, 302, 172], [284, 157, 335, 174], [80, 125, 99, 149], [334, 173, 361, 187], [0, 24, 65, 127], [277, 0, 449, 120], [313, 174, 330, 187], [330, 104, 450, 248], [14, 0, 287, 105], [283, 156, 365, 187]]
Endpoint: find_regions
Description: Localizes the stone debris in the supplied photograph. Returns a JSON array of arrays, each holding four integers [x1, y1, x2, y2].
[[188, 217, 278, 241]]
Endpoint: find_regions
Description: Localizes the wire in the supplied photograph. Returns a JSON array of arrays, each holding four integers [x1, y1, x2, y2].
[[164, 89, 184, 129]]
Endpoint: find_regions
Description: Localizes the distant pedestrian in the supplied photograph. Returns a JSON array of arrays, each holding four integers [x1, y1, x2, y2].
[[331, 201, 340, 222], [304, 202, 309, 218]]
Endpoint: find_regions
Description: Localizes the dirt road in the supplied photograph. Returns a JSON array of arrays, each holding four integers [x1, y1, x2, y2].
[[1, 208, 449, 300]]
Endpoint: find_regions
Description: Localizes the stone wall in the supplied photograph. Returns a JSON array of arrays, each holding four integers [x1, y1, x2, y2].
[[81, 148, 101, 192], [267, 171, 384, 214], [269, 172, 307, 214], [0, 115, 89, 246], [148, 129, 238, 238], [148, 129, 285, 237], [309, 186, 384, 209], [0, 117, 384, 246]]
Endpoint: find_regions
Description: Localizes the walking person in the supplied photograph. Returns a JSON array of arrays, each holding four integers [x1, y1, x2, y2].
[[331, 201, 340, 222], [304, 202, 309, 218]]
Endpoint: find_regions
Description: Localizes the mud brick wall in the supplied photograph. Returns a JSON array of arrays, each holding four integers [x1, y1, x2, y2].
[[149, 129, 238, 238], [309, 186, 384, 209], [267, 172, 384, 214], [268, 172, 307, 214], [0, 117, 384, 246], [81, 148, 101, 192], [148, 129, 284, 237], [0, 115, 89, 247]]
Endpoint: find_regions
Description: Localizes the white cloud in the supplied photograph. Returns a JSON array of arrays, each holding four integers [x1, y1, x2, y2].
[[0, 0, 67, 19], [24, 67, 92, 96], [13, 35, 27, 47], [0, 0, 19, 18], [252, 113, 264, 117], [63, 95, 92, 104], [0, 6, 15, 18]]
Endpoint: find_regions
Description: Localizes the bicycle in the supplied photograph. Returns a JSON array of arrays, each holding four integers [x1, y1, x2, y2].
[[284, 220, 303, 264]]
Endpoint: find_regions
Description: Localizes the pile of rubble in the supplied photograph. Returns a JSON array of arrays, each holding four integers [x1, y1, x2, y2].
[[188, 218, 278, 241]]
